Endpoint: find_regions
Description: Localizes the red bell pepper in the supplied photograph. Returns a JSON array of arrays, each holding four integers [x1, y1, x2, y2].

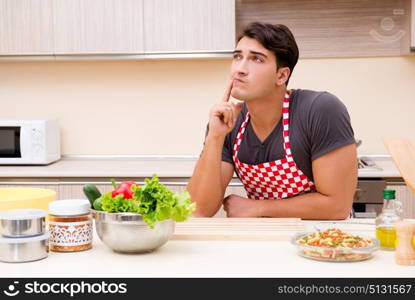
[[111, 180, 138, 199]]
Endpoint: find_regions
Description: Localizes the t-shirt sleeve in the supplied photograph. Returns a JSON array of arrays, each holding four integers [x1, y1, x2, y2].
[[308, 92, 356, 161], [202, 123, 234, 164]]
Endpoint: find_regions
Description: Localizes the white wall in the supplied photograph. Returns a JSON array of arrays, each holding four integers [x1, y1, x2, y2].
[[1, 55, 414, 155]]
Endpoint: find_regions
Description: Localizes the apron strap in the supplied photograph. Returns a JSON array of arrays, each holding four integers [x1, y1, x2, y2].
[[233, 90, 293, 161]]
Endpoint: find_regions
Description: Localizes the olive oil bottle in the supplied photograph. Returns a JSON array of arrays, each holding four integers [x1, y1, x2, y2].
[[375, 190, 402, 251]]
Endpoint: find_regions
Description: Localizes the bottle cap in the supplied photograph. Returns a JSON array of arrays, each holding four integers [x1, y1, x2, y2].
[[383, 190, 396, 200]]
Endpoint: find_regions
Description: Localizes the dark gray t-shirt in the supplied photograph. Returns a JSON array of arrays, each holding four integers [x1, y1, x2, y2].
[[205, 89, 355, 182]]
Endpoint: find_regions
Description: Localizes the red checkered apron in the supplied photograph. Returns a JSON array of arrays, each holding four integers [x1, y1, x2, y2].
[[232, 90, 315, 200]]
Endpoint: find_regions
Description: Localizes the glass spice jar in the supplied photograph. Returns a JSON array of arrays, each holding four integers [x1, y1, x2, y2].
[[48, 199, 92, 252]]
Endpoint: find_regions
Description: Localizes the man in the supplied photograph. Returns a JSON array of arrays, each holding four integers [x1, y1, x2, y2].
[[187, 22, 357, 219]]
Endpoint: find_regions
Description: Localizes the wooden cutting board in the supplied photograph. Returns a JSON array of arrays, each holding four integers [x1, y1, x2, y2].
[[172, 217, 305, 241], [382, 137, 415, 194]]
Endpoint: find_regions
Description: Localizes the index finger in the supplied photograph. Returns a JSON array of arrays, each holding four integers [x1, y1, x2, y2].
[[221, 79, 234, 103]]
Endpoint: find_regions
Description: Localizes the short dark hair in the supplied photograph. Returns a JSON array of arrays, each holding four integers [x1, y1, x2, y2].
[[238, 22, 299, 86]]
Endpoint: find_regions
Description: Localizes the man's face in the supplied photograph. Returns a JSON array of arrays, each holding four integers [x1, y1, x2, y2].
[[230, 37, 281, 101]]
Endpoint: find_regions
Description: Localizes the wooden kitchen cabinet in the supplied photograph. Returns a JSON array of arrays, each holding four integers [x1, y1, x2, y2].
[[2, 0, 413, 57], [0, 0, 54, 55], [236, 0, 412, 58], [53, 0, 144, 54], [55, 0, 236, 54], [143, 0, 235, 53], [0, 0, 234, 56]]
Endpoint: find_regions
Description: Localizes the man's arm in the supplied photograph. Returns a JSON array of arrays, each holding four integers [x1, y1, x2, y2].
[[224, 143, 357, 219], [188, 148, 234, 217], [187, 80, 243, 217]]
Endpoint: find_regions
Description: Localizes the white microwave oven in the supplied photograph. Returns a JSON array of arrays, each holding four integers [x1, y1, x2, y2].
[[0, 119, 61, 165]]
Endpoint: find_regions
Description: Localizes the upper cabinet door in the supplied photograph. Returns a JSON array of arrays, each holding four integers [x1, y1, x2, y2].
[[144, 0, 235, 53], [237, 0, 412, 58], [0, 0, 54, 55], [54, 0, 144, 54]]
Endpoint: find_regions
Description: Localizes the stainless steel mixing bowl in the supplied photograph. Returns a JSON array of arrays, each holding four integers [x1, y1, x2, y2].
[[92, 210, 175, 253]]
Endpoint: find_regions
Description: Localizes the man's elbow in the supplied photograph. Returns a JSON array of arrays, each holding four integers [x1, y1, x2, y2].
[[189, 195, 217, 217], [187, 185, 222, 218], [192, 207, 216, 218], [328, 209, 351, 220], [328, 199, 353, 220]]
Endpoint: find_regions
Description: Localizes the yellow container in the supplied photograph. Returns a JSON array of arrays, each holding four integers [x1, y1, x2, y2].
[[376, 226, 397, 250], [0, 188, 56, 212]]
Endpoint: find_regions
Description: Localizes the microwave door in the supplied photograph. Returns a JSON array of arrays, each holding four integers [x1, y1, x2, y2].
[[0, 126, 21, 158]]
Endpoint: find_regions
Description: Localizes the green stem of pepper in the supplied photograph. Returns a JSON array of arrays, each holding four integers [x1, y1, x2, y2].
[[111, 178, 118, 189]]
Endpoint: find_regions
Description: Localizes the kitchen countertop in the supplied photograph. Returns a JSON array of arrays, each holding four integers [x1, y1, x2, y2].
[[0, 155, 402, 179], [1, 218, 414, 278]]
